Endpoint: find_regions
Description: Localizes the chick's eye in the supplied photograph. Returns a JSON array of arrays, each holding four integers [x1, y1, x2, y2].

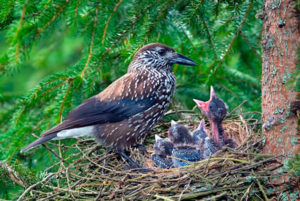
[[158, 49, 166, 56]]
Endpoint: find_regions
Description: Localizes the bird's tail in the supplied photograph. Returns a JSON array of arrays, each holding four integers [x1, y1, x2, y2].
[[20, 133, 57, 153]]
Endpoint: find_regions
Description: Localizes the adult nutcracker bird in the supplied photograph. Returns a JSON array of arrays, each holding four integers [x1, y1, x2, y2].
[[21, 43, 197, 168]]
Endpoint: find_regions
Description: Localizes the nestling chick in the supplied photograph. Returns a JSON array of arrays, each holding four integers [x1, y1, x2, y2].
[[151, 135, 173, 169], [193, 119, 218, 158], [194, 86, 236, 148], [168, 120, 202, 168]]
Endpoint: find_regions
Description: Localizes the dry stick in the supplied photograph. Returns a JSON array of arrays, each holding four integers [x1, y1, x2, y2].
[[95, 184, 104, 201], [41, 143, 69, 164], [209, 156, 282, 179], [164, 110, 196, 116], [75, 144, 121, 174], [39, 191, 63, 201], [252, 170, 270, 201], [227, 100, 247, 117], [43, 184, 98, 195], [154, 194, 174, 201], [170, 99, 180, 119], [206, 192, 227, 201], [178, 179, 192, 201], [240, 183, 253, 200], [0, 161, 25, 187], [178, 185, 249, 200], [17, 173, 55, 201], [65, 167, 75, 199]]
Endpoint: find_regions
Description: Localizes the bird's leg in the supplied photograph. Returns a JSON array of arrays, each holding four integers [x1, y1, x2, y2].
[[118, 152, 153, 173], [101, 151, 113, 174], [119, 152, 140, 168], [134, 144, 148, 155]]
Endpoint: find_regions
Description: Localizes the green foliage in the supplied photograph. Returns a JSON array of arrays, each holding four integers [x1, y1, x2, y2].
[[284, 154, 300, 176], [0, 0, 263, 199]]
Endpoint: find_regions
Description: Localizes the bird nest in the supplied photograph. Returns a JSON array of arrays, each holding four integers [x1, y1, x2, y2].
[[18, 112, 298, 200]]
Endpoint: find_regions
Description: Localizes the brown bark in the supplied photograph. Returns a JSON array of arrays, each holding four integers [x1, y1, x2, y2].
[[262, 0, 299, 157]]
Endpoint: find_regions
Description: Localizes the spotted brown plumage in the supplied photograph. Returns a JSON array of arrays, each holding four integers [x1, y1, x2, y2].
[[21, 43, 197, 168]]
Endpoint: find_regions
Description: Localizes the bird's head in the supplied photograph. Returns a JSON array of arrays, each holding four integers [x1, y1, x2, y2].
[[129, 43, 197, 72], [154, 135, 173, 156], [168, 120, 193, 145], [193, 86, 227, 123]]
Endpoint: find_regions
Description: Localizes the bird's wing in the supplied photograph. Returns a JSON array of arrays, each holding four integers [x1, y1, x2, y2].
[[42, 73, 159, 137]]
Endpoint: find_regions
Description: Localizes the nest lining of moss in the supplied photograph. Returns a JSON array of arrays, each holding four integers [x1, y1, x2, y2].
[[16, 112, 298, 201]]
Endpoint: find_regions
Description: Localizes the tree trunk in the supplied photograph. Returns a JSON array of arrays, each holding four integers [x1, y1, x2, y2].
[[262, 0, 299, 156]]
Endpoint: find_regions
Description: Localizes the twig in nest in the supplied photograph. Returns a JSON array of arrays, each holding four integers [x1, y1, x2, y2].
[[227, 100, 247, 117], [17, 173, 55, 201], [0, 161, 25, 187]]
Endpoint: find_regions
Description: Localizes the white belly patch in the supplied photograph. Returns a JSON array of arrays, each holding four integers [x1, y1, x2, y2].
[[53, 126, 94, 140]]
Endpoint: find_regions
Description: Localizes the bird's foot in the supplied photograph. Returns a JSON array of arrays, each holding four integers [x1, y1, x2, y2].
[[134, 144, 148, 155], [119, 152, 152, 173]]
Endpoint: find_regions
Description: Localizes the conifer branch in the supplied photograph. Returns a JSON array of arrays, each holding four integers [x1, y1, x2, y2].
[[175, 19, 196, 50], [218, 3, 240, 30], [35, 0, 69, 38], [14, 0, 28, 63], [89, 4, 153, 90], [80, 4, 99, 78], [209, 0, 254, 75], [141, 0, 175, 46], [74, 0, 79, 23], [43, 0, 53, 10], [0, 161, 25, 187], [58, 79, 74, 122], [240, 30, 262, 63], [202, 15, 217, 63], [33, 76, 70, 99], [102, 0, 123, 44], [17, 173, 55, 201], [2, 1, 15, 22], [38, 79, 69, 98]]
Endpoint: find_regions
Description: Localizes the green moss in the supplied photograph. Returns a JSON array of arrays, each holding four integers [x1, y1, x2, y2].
[[274, 106, 285, 114], [286, 103, 291, 117], [267, 188, 275, 194], [286, 69, 292, 79], [291, 138, 298, 146], [282, 73, 287, 84], [280, 125, 287, 132], [271, 67, 277, 76], [271, 0, 281, 9], [284, 154, 300, 176], [281, 192, 289, 201], [266, 38, 275, 50], [277, 137, 284, 143]]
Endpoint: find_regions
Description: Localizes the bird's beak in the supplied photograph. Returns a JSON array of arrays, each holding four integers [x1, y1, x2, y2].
[[210, 86, 217, 99], [155, 135, 161, 141], [193, 99, 209, 112], [199, 119, 205, 129], [193, 86, 217, 112], [170, 53, 197, 66], [171, 120, 178, 126]]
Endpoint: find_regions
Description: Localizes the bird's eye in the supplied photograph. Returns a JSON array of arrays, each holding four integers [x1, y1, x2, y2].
[[158, 49, 166, 56]]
